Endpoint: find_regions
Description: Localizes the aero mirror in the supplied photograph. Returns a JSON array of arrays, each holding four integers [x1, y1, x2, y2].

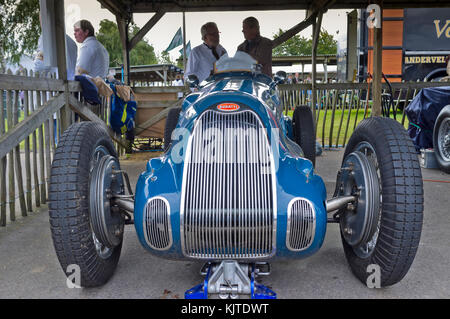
[[186, 75, 200, 88], [274, 71, 287, 84]]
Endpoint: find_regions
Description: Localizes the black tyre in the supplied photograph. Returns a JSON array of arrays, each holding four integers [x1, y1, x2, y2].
[[341, 117, 423, 287], [292, 105, 316, 166], [49, 122, 122, 287], [164, 107, 182, 152], [433, 105, 450, 173]]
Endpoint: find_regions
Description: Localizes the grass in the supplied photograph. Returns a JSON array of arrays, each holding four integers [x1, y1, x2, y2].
[[3, 106, 410, 153], [286, 107, 409, 147]]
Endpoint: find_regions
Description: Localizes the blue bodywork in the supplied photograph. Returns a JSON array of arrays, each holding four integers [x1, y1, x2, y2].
[[134, 71, 328, 261]]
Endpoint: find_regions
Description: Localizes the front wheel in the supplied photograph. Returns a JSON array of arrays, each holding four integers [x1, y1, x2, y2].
[[49, 122, 123, 287], [339, 117, 423, 287]]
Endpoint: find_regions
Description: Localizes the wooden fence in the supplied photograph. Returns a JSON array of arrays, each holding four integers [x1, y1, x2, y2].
[[0, 68, 127, 227], [278, 81, 450, 147], [2, 69, 449, 227]]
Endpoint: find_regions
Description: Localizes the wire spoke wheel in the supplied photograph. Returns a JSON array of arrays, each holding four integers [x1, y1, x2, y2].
[[433, 105, 450, 173], [437, 118, 450, 161], [351, 143, 382, 259]]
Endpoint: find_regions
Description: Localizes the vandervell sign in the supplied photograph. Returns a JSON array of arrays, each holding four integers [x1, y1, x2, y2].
[[404, 8, 450, 51]]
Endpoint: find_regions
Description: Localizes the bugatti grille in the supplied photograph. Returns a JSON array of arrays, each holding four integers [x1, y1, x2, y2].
[[181, 110, 276, 259]]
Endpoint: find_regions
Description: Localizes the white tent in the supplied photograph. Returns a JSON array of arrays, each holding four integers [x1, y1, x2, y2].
[[3, 55, 35, 73], [272, 64, 337, 74]]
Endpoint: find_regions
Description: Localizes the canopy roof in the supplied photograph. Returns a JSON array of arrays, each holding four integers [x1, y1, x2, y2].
[[99, 0, 450, 17], [112, 64, 183, 83]]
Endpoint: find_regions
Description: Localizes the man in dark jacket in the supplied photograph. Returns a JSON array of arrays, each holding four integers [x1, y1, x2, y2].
[[237, 17, 273, 77]]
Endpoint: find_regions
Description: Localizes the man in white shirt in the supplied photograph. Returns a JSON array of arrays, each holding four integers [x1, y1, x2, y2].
[[172, 74, 185, 99], [185, 22, 227, 83], [73, 20, 110, 78]]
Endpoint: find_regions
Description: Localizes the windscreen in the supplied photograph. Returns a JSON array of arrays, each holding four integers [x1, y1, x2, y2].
[[214, 51, 259, 73]]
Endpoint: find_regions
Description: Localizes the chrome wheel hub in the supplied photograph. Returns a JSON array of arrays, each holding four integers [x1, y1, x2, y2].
[[438, 118, 450, 161]]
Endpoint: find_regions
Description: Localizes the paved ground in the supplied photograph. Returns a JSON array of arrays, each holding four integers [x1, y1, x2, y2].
[[0, 148, 449, 299]]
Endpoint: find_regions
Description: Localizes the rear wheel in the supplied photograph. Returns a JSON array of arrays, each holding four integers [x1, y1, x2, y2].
[[433, 105, 450, 173], [49, 122, 123, 287], [164, 107, 182, 152], [338, 117, 423, 287], [292, 105, 316, 166]]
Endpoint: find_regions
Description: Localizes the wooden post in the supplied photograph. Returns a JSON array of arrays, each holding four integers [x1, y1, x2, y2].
[[30, 71, 41, 208], [0, 68, 6, 226], [42, 84, 52, 199], [24, 70, 32, 212], [37, 74, 46, 204], [13, 71, 27, 216], [372, 3, 383, 117], [116, 16, 132, 152], [182, 11, 187, 71], [6, 70, 15, 221], [117, 16, 130, 85], [311, 11, 323, 135], [54, 0, 70, 132]]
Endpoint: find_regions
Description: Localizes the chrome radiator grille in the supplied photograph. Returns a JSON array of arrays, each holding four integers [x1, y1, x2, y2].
[[286, 198, 316, 251], [181, 110, 276, 259], [144, 197, 172, 251]]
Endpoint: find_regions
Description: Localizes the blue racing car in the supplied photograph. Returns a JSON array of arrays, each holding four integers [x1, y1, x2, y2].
[[49, 52, 424, 299]]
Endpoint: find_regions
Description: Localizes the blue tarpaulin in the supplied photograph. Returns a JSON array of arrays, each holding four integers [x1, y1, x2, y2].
[[109, 84, 137, 137], [74, 75, 101, 105], [405, 86, 450, 152], [74, 76, 136, 141]]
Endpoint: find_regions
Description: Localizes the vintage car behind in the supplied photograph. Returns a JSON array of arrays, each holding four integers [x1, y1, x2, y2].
[[48, 52, 424, 299]]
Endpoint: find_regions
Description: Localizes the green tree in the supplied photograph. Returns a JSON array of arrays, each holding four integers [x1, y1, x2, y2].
[[163, 52, 185, 68], [157, 50, 174, 65], [272, 28, 337, 56], [96, 19, 158, 67], [176, 56, 184, 69], [316, 29, 338, 55], [0, 0, 40, 64], [272, 29, 311, 56]]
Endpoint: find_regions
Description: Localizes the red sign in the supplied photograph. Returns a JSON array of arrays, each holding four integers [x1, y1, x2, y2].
[[217, 103, 240, 111]]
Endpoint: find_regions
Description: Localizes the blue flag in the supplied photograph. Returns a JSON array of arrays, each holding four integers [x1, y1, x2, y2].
[[179, 41, 191, 57], [165, 28, 183, 52]]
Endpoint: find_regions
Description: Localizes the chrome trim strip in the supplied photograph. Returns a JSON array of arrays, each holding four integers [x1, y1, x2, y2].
[[143, 196, 173, 251], [286, 197, 316, 252]]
